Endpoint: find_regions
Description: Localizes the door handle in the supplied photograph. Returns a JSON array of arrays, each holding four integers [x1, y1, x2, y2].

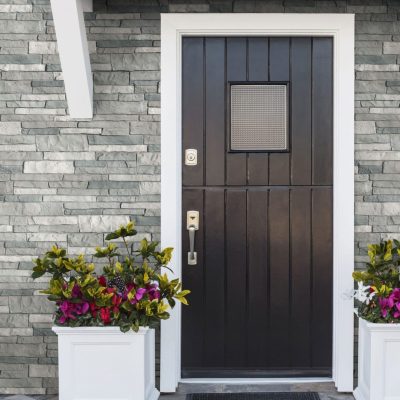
[[188, 225, 196, 265], [187, 211, 199, 265]]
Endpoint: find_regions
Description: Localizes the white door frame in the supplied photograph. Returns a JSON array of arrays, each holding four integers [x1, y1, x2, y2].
[[160, 13, 355, 393]]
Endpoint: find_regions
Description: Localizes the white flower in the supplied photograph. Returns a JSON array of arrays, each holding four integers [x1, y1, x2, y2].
[[353, 281, 375, 305]]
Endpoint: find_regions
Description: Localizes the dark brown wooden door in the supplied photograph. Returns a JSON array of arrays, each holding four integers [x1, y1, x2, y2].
[[181, 37, 333, 378]]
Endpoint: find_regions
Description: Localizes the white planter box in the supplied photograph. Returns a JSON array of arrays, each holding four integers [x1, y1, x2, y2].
[[354, 318, 400, 400], [53, 326, 160, 400]]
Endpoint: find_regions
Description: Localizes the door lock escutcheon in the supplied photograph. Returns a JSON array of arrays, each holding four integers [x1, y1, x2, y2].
[[185, 149, 197, 166], [187, 211, 199, 265]]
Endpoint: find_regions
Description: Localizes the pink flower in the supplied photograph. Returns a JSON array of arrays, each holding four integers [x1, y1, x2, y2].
[[129, 287, 147, 304], [379, 297, 390, 318], [58, 300, 89, 323], [147, 283, 160, 301]]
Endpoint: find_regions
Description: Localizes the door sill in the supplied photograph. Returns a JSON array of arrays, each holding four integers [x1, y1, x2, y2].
[[180, 377, 334, 384]]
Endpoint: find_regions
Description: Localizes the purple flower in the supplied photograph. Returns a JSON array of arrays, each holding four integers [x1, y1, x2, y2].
[[135, 287, 147, 301], [148, 284, 160, 301], [58, 300, 89, 323], [379, 297, 390, 318], [60, 300, 70, 314], [81, 302, 89, 314], [72, 284, 82, 298], [75, 302, 89, 315], [129, 287, 147, 304]]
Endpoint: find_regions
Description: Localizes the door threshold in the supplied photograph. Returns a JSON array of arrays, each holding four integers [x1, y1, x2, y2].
[[180, 377, 334, 384]]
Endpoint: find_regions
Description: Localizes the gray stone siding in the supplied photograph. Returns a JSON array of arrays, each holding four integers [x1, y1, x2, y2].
[[0, 0, 399, 394]]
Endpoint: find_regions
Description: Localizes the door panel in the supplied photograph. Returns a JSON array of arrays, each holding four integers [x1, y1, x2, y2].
[[290, 188, 312, 368], [205, 38, 225, 186], [312, 38, 334, 186], [312, 188, 333, 367], [226, 38, 247, 186], [225, 190, 247, 367], [268, 189, 290, 367], [181, 37, 333, 378], [291, 38, 312, 185], [247, 38, 269, 186], [269, 38, 290, 186], [247, 189, 268, 367], [204, 189, 225, 367]]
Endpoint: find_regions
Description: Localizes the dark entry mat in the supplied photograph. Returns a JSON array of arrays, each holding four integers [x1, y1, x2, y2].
[[186, 393, 320, 400]]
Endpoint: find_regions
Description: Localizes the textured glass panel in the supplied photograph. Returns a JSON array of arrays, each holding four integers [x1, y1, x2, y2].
[[231, 84, 288, 151]]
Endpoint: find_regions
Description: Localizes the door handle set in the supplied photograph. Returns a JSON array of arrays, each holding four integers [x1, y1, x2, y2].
[[187, 211, 199, 265]]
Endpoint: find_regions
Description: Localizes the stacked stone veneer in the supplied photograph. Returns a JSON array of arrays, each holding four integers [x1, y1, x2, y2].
[[0, 0, 399, 394]]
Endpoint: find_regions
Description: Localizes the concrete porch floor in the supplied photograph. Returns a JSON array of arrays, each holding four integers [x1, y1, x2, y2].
[[159, 383, 354, 400], [0, 382, 355, 400]]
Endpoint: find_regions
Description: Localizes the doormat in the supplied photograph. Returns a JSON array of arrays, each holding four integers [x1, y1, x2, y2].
[[186, 393, 320, 400]]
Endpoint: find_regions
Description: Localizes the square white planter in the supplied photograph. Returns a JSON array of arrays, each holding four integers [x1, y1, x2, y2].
[[354, 318, 400, 400], [53, 326, 160, 400]]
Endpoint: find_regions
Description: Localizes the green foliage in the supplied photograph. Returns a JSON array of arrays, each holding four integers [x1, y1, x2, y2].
[[353, 239, 400, 289], [31, 221, 190, 332]]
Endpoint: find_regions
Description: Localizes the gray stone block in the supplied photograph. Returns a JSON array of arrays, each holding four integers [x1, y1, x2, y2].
[[356, 80, 387, 93], [36, 135, 88, 151], [355, 55, 396, 65], [0, 343, 46, 358], [0, 20, 45, 34], [0, 315, 29, 328], [0, 122, 21, 136], [88, 135, 143, 145], [28, 364, 57, 378], [93, 71, 130, 85], [111, 53, 160, 71], [23, 161, 74, 174], [78, 215, 130, 233], [356, 21, 400, 34], [95, 101, 147, 114], [97, 40, 153, 48], [0, 55, 41, 64]]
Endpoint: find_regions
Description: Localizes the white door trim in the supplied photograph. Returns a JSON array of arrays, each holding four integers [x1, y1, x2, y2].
[[160, 13, 355, 393]]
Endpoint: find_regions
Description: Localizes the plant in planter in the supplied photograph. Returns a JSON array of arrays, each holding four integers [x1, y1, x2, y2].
[[353, 240, 400, 400], [32, 221, 189, 400]]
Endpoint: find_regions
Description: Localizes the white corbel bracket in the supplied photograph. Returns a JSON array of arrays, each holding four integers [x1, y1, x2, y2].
[[50, 0, 93, 118]]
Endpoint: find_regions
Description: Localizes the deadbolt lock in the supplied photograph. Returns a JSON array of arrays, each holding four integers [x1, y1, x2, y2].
[[185, 149, 197, 166]]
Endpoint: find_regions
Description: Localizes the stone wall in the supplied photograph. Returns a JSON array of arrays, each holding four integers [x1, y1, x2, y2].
[[0, 0, 399, 394]]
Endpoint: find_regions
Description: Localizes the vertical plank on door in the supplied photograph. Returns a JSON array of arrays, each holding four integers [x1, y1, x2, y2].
[[311, 188, 333, 368], [312, 38, 333, 186], [225, 189, 247, 367], [290, 188, 311, 368], [226, 38, 247, 186], [268, 188, 290, 367], [269, 38, 290, 185], [247, 38, 269, 186], [182, 37, 204, 187], [181, 189, 205, 370], [291, 38, 312, 185], [204, 189, 225, 367], [205, 38, 225, 186], [247, 189, 268, 367]]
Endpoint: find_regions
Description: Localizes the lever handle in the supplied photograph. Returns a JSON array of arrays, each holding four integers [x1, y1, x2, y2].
[[187, 211, 199, 266], [188, 225, 196, 261]]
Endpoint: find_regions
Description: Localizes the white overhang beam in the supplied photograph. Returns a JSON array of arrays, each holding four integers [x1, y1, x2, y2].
[[50, 0, 93, 118]]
